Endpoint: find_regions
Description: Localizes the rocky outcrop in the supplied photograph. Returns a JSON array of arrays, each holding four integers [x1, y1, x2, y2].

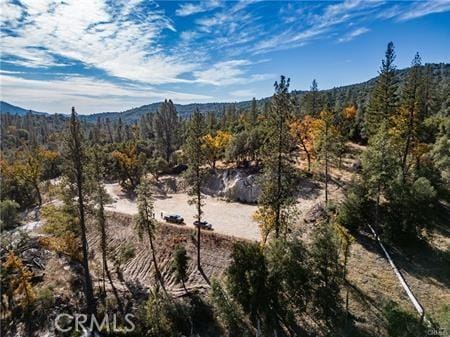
[[203, 169, 261, 203], [153, 169, 261, 203]]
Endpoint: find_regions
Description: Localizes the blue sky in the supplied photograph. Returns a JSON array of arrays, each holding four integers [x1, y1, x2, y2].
[[1, 0, 449, 114]]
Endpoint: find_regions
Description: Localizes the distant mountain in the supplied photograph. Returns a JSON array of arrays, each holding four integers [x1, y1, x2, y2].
[[83, 63, 449, 123], [2, 63, 448, 123], [82, 101, 269, 124], [0, 101, 47, 116]]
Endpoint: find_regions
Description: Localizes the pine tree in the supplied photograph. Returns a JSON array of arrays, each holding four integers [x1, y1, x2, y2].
[[250, 97, 258, 124], [115, 117, 123, 143], [184, 108, 206, 270], [366, 42, 399, 137], [63, 107, 97, 320], [309, 79, 320, 117], [172, 246, 189, 292], [91, 147, 123, 313], [310, 221, 343, 326], [362, 123, 398, 227], [135, 177, 165, 291], [302, 79, 321, 117], [153, 100, 180, 163], [398, 53, 424, 181], [257, 76, 297, 239]]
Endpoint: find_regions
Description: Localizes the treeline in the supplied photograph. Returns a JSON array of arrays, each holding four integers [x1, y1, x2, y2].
[[338, 43, 449, 244]]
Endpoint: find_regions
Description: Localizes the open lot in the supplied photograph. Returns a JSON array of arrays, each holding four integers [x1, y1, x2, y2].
[[104, 183, 261, 241], [104, 179, 342, 241]]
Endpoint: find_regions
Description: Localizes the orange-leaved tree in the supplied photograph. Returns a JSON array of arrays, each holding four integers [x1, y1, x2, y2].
[[290, 115, 317, 172]]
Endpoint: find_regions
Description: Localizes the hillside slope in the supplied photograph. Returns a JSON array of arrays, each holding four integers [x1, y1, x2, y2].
[[0, 101, 46, 116]]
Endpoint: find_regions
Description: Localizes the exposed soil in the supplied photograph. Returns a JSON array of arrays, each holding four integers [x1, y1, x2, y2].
[[103, 176, 342, 242]]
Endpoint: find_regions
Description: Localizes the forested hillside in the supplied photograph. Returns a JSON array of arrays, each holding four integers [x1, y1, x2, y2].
[[1, 43, 449, 337], [0, 101, 46, 117]]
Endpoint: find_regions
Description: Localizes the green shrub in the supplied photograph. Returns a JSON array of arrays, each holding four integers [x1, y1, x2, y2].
[[0, 199, 20, 230], [337, 182, 372, 231], [114, 242, 136, 266], [382, 301, 426, 337], [35, 286, 55, 312]]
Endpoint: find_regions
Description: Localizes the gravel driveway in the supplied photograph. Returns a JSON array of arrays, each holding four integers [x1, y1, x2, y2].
[[104, 183, 260, 241]]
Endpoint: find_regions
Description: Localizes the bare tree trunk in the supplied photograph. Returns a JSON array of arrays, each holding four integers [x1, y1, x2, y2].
[[300, 141, 311, 172], [275, 115, 283, 238], [34, 182, 42, 206], [196, 169, 202, 270], [401, 109, 414, 182], [324, 126, 329, 206], [147, 225, 166, 294], [77, 175, 97, 320]]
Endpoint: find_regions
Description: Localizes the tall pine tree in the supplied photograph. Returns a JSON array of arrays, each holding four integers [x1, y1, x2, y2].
[[63, 108, 97, 321], [366, 42, 399, 137], [185, 109, 206, 269], [257, 76, 297, 239]]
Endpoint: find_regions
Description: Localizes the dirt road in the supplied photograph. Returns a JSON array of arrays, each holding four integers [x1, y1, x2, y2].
[[104, 183, 261, 241], [104, 179, 341, 242]]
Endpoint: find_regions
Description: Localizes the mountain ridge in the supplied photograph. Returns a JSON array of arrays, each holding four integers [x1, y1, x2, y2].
[[0, 101, 47, 116], [1, 62, 448, 122]]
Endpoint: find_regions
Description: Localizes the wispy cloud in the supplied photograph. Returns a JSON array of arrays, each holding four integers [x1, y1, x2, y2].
[[397, 0, 450, 21], [193, 60, 273, 86], [1, 0, 196, 84], [338, 27, 370, 43], [252, 0, 383, 53], [175, 0, 222, 17], [0, 74, 212, 113], [230, 89, 256, 99]]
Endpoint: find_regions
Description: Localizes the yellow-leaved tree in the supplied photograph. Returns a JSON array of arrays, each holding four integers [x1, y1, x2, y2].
[[3, 251, 36, 308], [112, 143, 144, 189], [202, 130, 232, 169], [290, 115, 317, 172]]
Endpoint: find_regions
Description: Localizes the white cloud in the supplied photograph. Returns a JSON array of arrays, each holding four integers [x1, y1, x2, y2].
[[0, 0, 197, 84], [397, 0, 450, 21], [338, 27, 370, 43], [252, 0, 383, 53], [0, 74, 212, 114], [175, 1, 222, 17], [1, 2, 23, 26], [193, 60, 272, 86], [230, 89, 256, 99]]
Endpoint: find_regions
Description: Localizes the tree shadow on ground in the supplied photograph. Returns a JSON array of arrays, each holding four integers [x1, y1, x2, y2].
[[294, 177, 322, 200], [386, 202, 450, 288]]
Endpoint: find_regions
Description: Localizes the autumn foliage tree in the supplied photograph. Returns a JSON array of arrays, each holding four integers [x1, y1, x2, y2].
[[290, 115, 316, 172], [3, 251, 36, 309], [14, 147, 44, 205], [112, 142, 145, 189], [202, 130, 232, 169], [2, 251, 36, 334]]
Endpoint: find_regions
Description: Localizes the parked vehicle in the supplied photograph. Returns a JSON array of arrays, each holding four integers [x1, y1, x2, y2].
[[193, 220, 213, 230], [164, 214, 184, 224]]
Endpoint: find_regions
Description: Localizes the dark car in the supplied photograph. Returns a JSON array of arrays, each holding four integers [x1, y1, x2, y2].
[[164, 214, 184, 224], [193, 220, 213, 230]]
